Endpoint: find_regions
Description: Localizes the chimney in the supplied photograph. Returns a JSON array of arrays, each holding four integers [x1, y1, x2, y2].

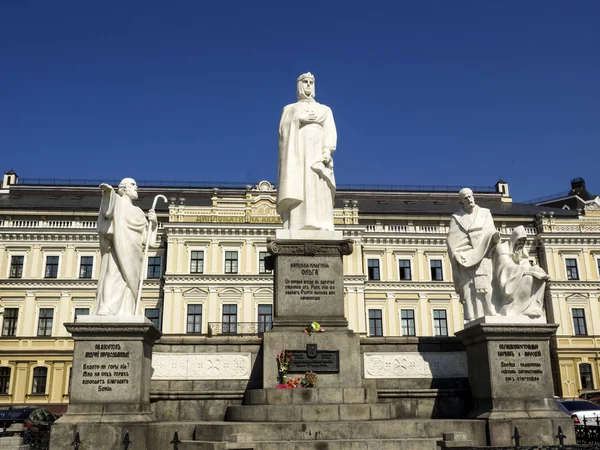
[[495, 178, 511, 202], [2, 170, 18, 189]]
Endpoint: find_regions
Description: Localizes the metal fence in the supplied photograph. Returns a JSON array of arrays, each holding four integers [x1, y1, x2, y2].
[[208, 321, 272, 336]]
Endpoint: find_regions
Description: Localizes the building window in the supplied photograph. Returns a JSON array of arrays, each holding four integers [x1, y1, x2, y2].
[[45, 256, 59, 278], [368, 309, 383, 337], [0, 367, 10, 395], [433, 310, 448, 336], [566, 259, 579, 280], [225, 251, 239, 274], [401, 309, 416, 336], [222, 304, 238, 334], [31, 367, 47, 395], [186, 305, 202, 334], [572, 308, 587, 336], [9, 256, 24, 278], [580, 363, 594, 390], [399, 260, 411, 281], [37, 308, 54, 336], [74, 308, 89, 320], [430, 260, 443, 281], [147, 257, 161, 279], [79, 256, 94, 279], [258, 304, 273, 333], [145, 308, 161, 329], [367, 259, 380, 281], [259, 252, 271, 274], [190, 251, 204, 274], [2, 308, 18, 337]]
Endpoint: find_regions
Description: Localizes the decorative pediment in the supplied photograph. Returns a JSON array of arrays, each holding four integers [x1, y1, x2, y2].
[[565, 293, 589, 303], [182, 287, 208, 298], [218, 288, 242, 298], [254, 288, 273, 298], [254, 181, 275, 192]]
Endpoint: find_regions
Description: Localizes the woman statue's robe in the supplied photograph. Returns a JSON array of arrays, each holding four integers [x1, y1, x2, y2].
[[95, 189, 155, 316], [277, 98, 337, 231]]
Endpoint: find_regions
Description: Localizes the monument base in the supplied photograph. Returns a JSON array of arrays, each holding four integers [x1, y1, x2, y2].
[[455, 319, 575, 446], [50, 317, 161, 450]]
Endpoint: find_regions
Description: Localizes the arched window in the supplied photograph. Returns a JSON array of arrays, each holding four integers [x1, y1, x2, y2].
[[580, 363, 594, 390], [32, 367, 48, 395], [0, 367, 11, 395]]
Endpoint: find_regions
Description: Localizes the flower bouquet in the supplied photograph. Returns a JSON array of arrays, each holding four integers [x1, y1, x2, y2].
[[303, 321, 325, 335], [276, 350, 292, 385]]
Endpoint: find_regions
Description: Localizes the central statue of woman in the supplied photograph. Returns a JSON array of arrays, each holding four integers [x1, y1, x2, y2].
[[277, 72, 337, 231]]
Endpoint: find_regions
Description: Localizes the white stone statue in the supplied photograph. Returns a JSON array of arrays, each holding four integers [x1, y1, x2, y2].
[[447, 188, 500, 321], [276, 72, 337, 231], [95, 178, 157, 316], [492, 226, 549, 318]]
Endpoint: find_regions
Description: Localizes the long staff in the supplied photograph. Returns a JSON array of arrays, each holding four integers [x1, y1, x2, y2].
[[135, 194, 168, 315]]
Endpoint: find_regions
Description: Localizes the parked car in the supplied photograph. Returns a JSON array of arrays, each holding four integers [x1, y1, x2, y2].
[[579, 391, 600, 405], [557, 399, 600, 424], [0, 407, 56, 437]]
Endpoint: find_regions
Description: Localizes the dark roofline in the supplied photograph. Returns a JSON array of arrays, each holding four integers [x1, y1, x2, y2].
[[17, 177, 497, 194]]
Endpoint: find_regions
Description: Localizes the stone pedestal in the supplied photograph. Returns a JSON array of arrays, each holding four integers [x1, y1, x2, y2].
[[50, 316, 161, 450], [263, 237, 361, 388], [455, 318, 574, 446]]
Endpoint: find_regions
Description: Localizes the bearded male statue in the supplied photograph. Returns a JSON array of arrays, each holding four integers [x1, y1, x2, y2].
[[95, 178, 157, 316], [492, 226, 549, 318], [276, 72, 337, 231]]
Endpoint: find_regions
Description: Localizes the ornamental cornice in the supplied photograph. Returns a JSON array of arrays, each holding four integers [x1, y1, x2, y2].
[[362, 237, 447, 246], [164, 275, 273, 284], [0, 232, 99, 243], [363, 282, 454, 291], [0, 279, 161, 289], [537, 235, 600, 245], [547, 282, 600, 291]]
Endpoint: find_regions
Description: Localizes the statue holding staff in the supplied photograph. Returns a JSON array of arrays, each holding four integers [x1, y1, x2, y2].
[[95, 178, 158, 316]]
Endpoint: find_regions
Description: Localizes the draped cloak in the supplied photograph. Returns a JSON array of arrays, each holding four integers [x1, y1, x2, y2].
[[492, 228, 547, 318], [447, 205, 498, 318], [276, 98, 337, 231], [95, 189, 155, 315]]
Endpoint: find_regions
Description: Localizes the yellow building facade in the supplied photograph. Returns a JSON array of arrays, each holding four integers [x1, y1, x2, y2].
[[0, 172, 598, 412]]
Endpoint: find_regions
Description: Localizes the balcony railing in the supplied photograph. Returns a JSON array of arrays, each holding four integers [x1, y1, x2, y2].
[[365, 224, 537, 236], [208, 322, 272, 337], [0, 220, 164, 230]]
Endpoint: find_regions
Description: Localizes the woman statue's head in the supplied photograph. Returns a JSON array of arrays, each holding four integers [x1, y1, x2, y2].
[[296, 72, 315, 100]]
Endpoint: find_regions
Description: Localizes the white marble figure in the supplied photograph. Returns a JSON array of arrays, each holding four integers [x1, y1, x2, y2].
[[492, 226, 549, 318], [95, 179, 157, 316], [447, 188, 500, 321], [276, 72, 337, 231]]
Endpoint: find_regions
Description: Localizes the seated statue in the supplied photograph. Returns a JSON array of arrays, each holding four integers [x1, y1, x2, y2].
[[492, 226, 549, 318]]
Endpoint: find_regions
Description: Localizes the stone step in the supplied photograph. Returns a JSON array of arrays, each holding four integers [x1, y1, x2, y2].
[[180, 438, 439, 450], [226, 403, 393, 422], [192, 419, 487, 443], [243, 388, 377, 405]]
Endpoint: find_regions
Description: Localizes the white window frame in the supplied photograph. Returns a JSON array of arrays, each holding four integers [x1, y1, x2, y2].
[[6, 250, 28, 279], [76, 252, 96, 279], [429, 299, 451, 336], [395, 254, 415, 281], [184, 301, 205, 334], [29, 364, 50, 396], [222, 249, 240, 275], [560, 253, 582, 281], [34, 303, 58, 337], [144, 306, 162, 329], [569, 305, 589, 336], [365, 257, 383, 281], [72, 306, 91, 322], [257, 248, 271, 274], [146, 254, 163, 280], [0, 301, 23, 337], [425, 253, 445, 281], [398, 307, 418, 337], [0, 364, 15, 396], [367, 307, 384, 337], [577, 361, 596, 391], [42, 251, 63, 279], [188, 245, 208, 274]]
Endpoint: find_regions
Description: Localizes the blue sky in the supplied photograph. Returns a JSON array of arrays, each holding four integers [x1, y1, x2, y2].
[[1, 1, 598, 201]]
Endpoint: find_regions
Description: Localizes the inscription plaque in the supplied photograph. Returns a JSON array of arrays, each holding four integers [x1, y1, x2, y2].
[[496, 342, 544, 384], [287, 349, 339, 373]]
